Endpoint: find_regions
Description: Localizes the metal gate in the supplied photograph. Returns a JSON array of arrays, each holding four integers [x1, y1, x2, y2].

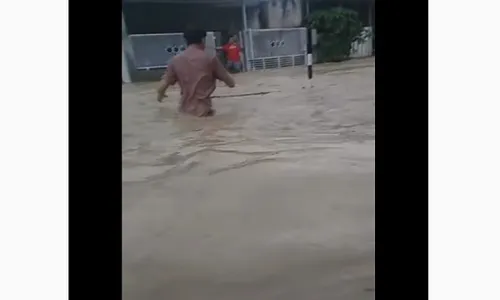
[[244, 28, 307, 71], [129, 33, 186, 70], [128, 32, 222, 70], [350, 27, 373, 58]]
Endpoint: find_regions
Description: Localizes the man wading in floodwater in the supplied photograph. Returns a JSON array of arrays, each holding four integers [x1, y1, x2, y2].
[[157, 30, 236, 117]]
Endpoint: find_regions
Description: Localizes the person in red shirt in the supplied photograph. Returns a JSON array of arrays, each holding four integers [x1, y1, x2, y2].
[[222, 36, 243, 73]]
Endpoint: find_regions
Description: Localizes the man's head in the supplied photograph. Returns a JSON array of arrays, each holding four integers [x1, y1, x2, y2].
[[184, 30, 206, 48]]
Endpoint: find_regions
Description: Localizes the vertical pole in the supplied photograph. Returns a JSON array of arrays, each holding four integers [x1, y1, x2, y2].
[[242, 1, 250, 71], [306, 0, 313, 79], [122, 44, 131, 83], [205, 31, 216, 57], [248, 28, 255, 71], [122, 12, 132, 83], [368, 1, 374, 56], [122, 12, 134, 58], [242, 0, 248, 31], [368, 3, 373, 27]]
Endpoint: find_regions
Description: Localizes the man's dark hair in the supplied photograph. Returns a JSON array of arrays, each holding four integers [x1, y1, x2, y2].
[[183, 30, 206, 45]]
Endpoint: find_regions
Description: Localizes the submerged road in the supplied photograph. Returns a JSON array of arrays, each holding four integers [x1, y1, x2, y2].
[[122, 58, 375, 300]]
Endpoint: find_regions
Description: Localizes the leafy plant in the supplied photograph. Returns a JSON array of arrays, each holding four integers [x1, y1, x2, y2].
[[306, 8, 365, 62]]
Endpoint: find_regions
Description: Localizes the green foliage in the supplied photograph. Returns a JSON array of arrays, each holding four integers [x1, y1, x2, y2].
[[307, 8, 365, 62]]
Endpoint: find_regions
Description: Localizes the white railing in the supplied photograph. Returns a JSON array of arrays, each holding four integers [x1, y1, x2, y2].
[[350, 27, 373, 58], [243, 27, 307, 71]]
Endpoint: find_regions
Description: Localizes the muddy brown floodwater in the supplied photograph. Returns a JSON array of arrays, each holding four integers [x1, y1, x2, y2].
[[122, 58, 375, 300]]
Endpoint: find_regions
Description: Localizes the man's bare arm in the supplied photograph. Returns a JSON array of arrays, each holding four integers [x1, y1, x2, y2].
[[212, 57, 235, 88], [157, 81, 169, 103], [157, 63, 177, 102]]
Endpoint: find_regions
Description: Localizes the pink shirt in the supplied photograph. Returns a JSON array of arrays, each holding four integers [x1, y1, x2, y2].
[[163, 45, 234, 116]]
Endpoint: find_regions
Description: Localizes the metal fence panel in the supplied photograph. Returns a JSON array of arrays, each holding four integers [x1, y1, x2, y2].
[[350, 27, 373, 58], [129, 32, 223, 70], [250, 28, 306, 58], [246, 28, 307, 70], [129, 33, 186, 70]]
